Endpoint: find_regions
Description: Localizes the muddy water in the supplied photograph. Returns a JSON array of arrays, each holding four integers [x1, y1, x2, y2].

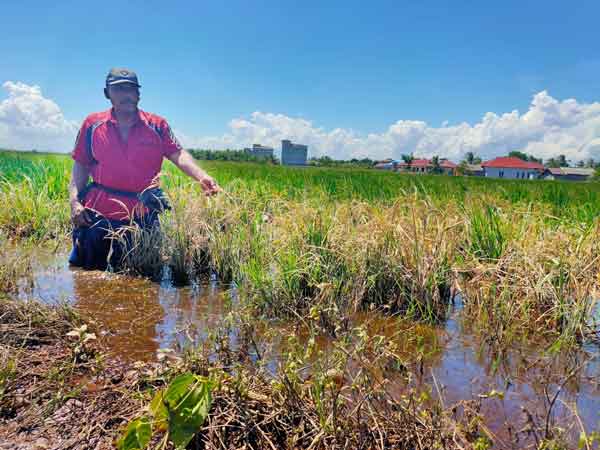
[[10, 247, 600, 445], [14, 249, 228, 361]]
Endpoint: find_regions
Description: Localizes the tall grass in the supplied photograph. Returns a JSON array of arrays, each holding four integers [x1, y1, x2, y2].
[[2, 151, 599, 346], [0, 154, 70, 240]]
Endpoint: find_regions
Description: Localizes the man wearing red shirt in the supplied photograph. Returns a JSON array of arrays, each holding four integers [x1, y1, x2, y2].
[[68, 68, 220, 270]]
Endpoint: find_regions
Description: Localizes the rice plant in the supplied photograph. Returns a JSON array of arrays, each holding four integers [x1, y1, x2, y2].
[[2, 150, 600, 346]]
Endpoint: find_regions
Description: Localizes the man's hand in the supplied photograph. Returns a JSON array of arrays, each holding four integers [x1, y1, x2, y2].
[[167, 150, 221, 197], [71, 201, 92, 227], [199, 175, 221, 196]]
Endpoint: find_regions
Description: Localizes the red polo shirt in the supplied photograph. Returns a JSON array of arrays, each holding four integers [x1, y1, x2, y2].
[[71, 108, 182, 220]]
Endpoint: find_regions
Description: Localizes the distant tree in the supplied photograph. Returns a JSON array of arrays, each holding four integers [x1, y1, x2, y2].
[[585, 158, 595, 168], [545, 154, 570, 168], [462, 152, 482, 165], [310, 155, 333, 166], [509, 150, 541, 163], [188, 148, 276, 163], [557, 154, 569, 167], [431, 155, 442, 174], [307, 155, 373, 168], [577, 160, 585, 168], [509, 150, 529, 161], [401, 153, 414, 165]]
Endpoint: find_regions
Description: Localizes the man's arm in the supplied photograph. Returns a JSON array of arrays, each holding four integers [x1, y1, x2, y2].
[[167, 149, 220, 196], [69, 161, 92, 226]]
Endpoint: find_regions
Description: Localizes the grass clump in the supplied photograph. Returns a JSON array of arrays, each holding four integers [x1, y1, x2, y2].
[[466, 203, 507, 261], [0, 155, 70, 241], [0, 236, 33, 296], [460, 219, 600, 346]]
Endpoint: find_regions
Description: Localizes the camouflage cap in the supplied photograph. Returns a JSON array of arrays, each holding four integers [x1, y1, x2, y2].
[[106, 68, 141, 88]]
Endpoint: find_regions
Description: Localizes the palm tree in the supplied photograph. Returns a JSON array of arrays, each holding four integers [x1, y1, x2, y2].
[[431, 156, 443, 174], [462, 152, 482, 165]]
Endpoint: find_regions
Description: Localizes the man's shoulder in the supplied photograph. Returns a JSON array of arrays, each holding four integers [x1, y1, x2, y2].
[[82, 110, 112, 126], [138, 110, 169, 127]]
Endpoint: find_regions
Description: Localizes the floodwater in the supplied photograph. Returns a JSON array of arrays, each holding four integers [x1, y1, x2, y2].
[[13, 248, 228, 361], [9, 247, 600, 446]]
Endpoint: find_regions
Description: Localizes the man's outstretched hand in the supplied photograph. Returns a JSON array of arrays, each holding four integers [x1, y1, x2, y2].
[[199, 175, 221, 196], [166, 150, 221, 197], [70, 201, 92, 227]]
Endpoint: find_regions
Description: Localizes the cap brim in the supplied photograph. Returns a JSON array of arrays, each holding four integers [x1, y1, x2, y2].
[[107, 80, 141, 87]]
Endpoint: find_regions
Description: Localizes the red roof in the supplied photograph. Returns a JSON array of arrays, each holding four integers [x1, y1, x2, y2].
[[481, 157, 544, 170], [410, 158, 431, 167], [440, 160, 457, 168]]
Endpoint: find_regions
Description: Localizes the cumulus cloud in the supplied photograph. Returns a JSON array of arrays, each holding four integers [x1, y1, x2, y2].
[[181, 91, 600, 163], [0, 81, 78, 152], [2, 80, 600, 163]]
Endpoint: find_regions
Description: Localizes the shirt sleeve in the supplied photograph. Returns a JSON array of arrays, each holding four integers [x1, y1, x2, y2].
[[160, 120, 183, 157], [71, 118, 94, 168]]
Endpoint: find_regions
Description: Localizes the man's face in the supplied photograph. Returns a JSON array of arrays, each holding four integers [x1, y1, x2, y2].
[[107, 83, 140, 113]]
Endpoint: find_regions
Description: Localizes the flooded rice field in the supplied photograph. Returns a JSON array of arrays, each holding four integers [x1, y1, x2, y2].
[[10, 247, 600, 446]]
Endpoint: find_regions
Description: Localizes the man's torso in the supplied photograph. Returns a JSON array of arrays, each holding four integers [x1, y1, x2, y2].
[[72, 109, 181, 220]]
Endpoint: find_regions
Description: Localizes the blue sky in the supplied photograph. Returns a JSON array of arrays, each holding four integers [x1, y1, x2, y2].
[[2, 0, 600, 161]]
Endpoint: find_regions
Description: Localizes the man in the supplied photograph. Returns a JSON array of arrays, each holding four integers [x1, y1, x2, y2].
[[69, 68, 220, 270]]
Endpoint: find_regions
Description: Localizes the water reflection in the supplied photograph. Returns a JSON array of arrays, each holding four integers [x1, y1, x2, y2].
[[71, 270, 165, 360], [14, 249, 229, 361], [10, 248, 600, 445]]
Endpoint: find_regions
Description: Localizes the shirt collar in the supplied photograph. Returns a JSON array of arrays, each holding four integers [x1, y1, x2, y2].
[[108, 108, 143, 126]]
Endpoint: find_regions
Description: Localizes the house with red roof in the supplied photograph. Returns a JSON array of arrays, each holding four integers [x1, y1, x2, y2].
[[481, 157, 544, 179], [397, 158, 458, 175]]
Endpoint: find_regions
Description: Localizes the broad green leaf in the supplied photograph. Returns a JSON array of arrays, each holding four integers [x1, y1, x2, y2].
[[163, 373, 197, 405], [162, 373, 213, 449], [116, 417, 152, 450], [149, 389, 168, 432]]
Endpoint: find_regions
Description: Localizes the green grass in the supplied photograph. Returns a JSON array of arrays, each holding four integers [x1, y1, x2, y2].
[[1, 150, 599, 347], [3, 149, 600, 216]]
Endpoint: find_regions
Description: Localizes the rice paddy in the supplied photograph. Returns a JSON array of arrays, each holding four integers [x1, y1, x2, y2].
[[1, 149, 599, 449]]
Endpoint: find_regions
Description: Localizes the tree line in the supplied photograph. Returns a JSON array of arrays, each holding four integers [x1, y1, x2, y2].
[[188, 149, 374, 168], [188, 148, 599, 173], [188, 149, 278, 163]]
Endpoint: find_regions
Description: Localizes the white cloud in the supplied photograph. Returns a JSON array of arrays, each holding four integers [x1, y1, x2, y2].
[[0, 81, 78, 152], [181, 91, 600, 163], [2, 81, 600, 163]]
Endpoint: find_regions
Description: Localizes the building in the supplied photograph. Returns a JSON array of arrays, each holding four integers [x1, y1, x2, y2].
[[281, 140, 308, 165], [374, 159, 400, 170], [397, 158, 458, 175], [463, 164, 484, 176], [542, 167, 595, 181], [244, 144, 274, 159], [481, 157, 544, 179]]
